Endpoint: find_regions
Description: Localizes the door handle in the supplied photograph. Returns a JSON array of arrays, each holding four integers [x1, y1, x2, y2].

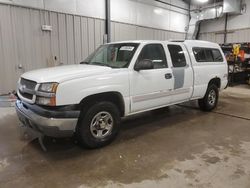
[[165, 73, 172, 79]]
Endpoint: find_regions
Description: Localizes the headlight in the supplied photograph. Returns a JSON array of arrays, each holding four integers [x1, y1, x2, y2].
[[36, 82, 58, 106], [36, 96, 56, 106], [38, 83, 58, 93]]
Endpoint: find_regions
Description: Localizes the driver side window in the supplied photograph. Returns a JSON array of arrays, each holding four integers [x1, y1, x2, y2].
[[137, 44, 168, 69]]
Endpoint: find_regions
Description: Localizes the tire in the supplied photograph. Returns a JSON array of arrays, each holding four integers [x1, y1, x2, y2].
[[76, 101, 121, 149], [198, 84, 219, 112]]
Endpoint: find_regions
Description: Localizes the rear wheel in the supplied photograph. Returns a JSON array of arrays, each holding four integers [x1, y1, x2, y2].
[[76, 101, 121, 149], [198, 84, 219, 112]]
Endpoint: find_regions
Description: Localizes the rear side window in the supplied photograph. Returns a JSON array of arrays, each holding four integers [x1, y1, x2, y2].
[[205, 50, 214, 62], [212, 49, 224, 62], [168, 45, 187, 67], [193, 48, 224, 62], [137, 44, 168, 69], [193, 48, 206, 62]]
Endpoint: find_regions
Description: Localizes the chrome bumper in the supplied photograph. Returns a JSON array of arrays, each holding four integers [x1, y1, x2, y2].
[[15, 100, 79, 137]]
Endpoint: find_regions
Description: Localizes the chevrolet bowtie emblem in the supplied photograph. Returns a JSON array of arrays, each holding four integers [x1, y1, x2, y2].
[[20, 85, 26, 92]]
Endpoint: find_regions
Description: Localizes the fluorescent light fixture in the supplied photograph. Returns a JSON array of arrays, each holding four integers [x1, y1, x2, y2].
[[154, 8, 163, 15], [196, 0, 209, 3]]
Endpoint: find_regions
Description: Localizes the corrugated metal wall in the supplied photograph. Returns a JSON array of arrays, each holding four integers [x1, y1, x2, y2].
[[0, 3, 185, 94], [111, 22, 185, 42], [199, 28, 250, 44], [198, 0, 250, 44], [0, 4, 105, 94]]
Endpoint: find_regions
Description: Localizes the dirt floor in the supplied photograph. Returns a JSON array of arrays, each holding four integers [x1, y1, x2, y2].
[[0, 85, 250, 188]]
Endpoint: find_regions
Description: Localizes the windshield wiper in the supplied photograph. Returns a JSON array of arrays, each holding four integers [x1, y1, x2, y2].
[[80, 61, 89, 64], [90, 62, 112, 68]]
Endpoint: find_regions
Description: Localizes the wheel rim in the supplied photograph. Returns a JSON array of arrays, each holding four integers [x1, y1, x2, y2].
[[90, 111, 113, 139], [208, 89, 216, 106]]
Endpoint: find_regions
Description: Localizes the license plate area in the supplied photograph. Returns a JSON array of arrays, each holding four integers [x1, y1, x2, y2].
[[17, 113, 32, 128]]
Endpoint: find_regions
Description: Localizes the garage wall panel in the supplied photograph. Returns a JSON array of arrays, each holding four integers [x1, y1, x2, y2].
[[50, 12, 60, 67], [41, 11, 52, 67], [226, 32, 234, 43], [0, 3, 187, 94], [11, 7, 29, 90], [154, 30, 165, 40], [237, 30, 246, 43], [58, 13, 67, 65], [111, 0, 188, 33], [111, 22, 115, 42], [28, 9, 41, 70], [215, 34, 224, 44], [199, 0, 250, 44], [164, 31, 169, 40], [87, 18, 95, 55], [124, 24, 137, 41], [0, 5, 13, 92], [168, 31, 185, 40], [242, 29, 250, 42], [110, 21, 185, 43], [113, 22, 137, 42], [13, 7, 29, 70], [66, 15, 75, 65], [136, 27, 154, 40], [74, 16, 82, 64], [94, 19, 102, 49], [100, 20, 105, 44], [80, 17, 89, 59], [9, 6, 20, 83], [199, 28, 250, 44], [0, 12, 4, 93], [0, 4, 107, 94]]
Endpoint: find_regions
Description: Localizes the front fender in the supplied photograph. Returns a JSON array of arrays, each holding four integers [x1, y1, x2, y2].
[[55, 70, 130, 105]]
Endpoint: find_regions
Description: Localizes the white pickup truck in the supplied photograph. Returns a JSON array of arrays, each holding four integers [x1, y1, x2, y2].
[[15, 40, 228, 148]]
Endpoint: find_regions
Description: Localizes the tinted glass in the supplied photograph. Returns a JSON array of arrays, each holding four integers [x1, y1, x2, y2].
[[84, 43, 139, 68], [212, 49, 223, 62], [193, 48, 224, 63], [168, 45, 187, 67], [137, 44, 168, 69], [205, 49, 214, 62], [193, 48, 206, 62]]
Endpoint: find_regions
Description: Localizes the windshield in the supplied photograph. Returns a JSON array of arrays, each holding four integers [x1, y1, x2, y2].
[[83, 43, 139, 68]]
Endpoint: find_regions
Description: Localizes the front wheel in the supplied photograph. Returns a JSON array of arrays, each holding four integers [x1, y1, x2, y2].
[[198, 84, 219, 112], [76, 101, 121, 149]]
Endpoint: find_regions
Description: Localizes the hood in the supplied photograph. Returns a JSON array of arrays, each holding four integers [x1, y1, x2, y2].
[[21, 64, 112, 83]]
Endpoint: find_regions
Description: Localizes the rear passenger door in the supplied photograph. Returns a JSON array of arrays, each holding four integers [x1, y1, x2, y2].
[[167, 43, 194, 103]]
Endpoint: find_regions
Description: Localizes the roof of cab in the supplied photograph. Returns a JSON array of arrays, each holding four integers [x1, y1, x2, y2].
[[183, 40, 220, 48], [108, 40, 220, 48], [108, 40, 162, 44]]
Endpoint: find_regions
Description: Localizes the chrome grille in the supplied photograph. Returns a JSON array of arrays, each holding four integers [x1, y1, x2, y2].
[[20, 78, 36, 90], [19, 78, 37, 101]]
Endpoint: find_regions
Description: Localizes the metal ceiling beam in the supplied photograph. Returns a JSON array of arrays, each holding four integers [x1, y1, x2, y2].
[[154, 0, 189, 11]]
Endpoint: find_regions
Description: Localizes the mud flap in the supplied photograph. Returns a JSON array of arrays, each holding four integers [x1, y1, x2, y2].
[[38, 135, 47, 152], [18, 123, 47, 152]]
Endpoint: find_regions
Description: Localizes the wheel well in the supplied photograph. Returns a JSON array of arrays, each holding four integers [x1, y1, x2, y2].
[[79, 92, 125, 117], [208, 78, 221, 89]]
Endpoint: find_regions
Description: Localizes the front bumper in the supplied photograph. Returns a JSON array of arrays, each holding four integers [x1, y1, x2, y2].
[[15, 100, 80, 138]]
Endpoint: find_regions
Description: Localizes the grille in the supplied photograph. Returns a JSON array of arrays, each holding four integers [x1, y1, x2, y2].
[[19, 91, 33, 100], [20, 78, 36, 90], [19, 78, 37, 101]]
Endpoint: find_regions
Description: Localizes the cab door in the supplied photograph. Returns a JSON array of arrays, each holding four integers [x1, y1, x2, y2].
[[167, 43, 194, 103], [129, 43, 174, 113]]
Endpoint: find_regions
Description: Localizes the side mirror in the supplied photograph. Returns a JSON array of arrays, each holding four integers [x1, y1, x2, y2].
[[134, 59, 154, 71]]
